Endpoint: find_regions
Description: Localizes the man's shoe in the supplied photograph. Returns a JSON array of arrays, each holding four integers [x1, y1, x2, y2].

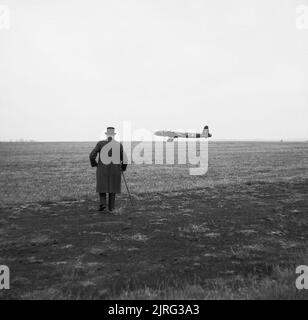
[[99, 205, 106, 212]]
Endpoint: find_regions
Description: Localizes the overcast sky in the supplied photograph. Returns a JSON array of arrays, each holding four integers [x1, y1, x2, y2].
[[0, 0, 307, 141]]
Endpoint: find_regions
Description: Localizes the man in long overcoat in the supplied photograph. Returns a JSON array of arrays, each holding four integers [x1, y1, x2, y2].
[[89, 127, 127, 212]]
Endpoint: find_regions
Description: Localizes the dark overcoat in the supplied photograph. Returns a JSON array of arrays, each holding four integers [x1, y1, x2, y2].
[[89, 138, 127, 193]]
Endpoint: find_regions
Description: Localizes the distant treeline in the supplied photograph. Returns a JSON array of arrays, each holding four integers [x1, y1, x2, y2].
[[1, 139, 36, 142]]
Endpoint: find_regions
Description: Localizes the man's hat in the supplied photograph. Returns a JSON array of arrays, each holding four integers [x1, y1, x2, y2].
[[105, 127, 116, 135]]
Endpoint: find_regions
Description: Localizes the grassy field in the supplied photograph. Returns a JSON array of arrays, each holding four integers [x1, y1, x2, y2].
[[0, 141, 308, 299], [0, 141, 307, 205]]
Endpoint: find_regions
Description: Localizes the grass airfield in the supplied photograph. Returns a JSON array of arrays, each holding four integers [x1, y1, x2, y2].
[[0, 141, 307, 299]]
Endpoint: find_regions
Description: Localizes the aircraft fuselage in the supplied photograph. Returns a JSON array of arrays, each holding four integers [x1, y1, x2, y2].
[[155, 131, 205, 138]]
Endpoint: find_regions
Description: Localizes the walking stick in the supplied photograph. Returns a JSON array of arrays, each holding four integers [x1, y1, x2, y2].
[[122, 171, 134, 208]]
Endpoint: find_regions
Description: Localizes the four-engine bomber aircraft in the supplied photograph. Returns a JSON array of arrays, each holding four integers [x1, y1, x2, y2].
[[154, 126, 212, 142]]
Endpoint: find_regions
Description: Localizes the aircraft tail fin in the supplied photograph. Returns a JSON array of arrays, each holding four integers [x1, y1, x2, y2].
[[202, 125, 212, 138]]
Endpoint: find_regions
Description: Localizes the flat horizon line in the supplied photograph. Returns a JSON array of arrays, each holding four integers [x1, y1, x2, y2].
[[1, 139, 308, 143]]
